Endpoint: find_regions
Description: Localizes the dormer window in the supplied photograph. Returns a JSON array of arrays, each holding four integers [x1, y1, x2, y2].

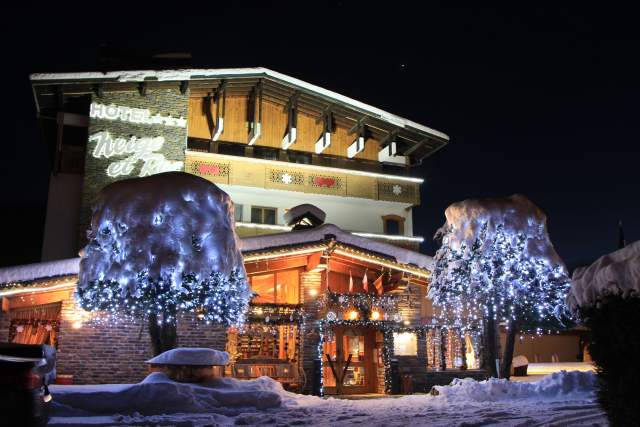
[[382, 215, 405, 235]]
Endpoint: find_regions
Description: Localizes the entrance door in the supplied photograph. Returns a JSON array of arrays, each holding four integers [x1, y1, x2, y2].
[[322, 326, 377, 394]]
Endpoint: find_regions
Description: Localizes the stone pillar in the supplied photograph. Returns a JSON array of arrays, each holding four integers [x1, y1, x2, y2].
[[300, 271, 322, 394]]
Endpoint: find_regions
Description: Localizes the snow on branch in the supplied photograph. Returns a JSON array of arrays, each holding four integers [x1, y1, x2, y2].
[[77, 172, 251, 325]]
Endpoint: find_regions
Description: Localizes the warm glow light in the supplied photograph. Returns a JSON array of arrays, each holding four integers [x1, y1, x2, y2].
[[393, 332, 418, 356], [370, 310, 381, 321], [332, 248, 430, 279], [72, 321, 82, 329], [187, 150, 425, 183], [348, 310, 359, 320], [255, 307, 264, 315], [308, 289, 319, 297], [403, 320, 410, 326], [0, 281, 76, 297]]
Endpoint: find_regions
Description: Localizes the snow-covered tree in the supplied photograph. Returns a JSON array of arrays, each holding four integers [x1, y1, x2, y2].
[[429, 195, 571, 378], [76, 172, 252, 354]]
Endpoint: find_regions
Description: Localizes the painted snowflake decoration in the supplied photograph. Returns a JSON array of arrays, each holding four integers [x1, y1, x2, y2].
[[326, 311, 337, 321], [45, 324, 53, 331], [281, 173, 293, 184], [392, 185, 403, 195]]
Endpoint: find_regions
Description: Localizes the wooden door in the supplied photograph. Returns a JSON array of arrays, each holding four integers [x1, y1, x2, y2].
[[322, 326, 377, 394]]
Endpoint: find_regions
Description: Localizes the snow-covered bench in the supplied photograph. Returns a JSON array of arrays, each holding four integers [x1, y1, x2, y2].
[[146, 348, 229, 383]]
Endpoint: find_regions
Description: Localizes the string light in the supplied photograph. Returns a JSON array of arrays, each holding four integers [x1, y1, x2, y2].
[[430, 221, 572, 344]]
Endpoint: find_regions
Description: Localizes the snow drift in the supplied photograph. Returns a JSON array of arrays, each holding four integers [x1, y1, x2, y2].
[[438, 194, 565, 266], [78, 172, 246, 290], [569, 240, 640, 309], [432, 370, 597, 402], [50, 373, 283, 416]]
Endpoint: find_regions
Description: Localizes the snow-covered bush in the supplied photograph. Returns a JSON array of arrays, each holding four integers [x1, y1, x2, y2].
[[570, 241, 640, 426], [76, 172, 252, 353], [430, 195, 571, 378]]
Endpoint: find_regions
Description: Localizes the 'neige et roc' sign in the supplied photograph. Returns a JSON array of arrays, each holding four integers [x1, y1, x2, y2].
[[90, 131, 183, 178]]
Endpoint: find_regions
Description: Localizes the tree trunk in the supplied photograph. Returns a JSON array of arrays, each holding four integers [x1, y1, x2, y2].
[[482, 306, 498, 377], [459, 330, 468, 370], [148, 313, 177, 356], [440, 328, 447, 370], [500, 322, 518, 379]]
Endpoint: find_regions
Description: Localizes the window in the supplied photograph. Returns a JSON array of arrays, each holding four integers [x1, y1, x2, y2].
[[287, 150, 312, 165], [250, 270, 300, 304], [386, 219, 400, 235], [251, 206, 277, 225], [382, 215, 405, 235], [218, 142, 245, 157], [234, 204, 243, 222], [393, 332, 417, 356], [254, 146, 279, 161]]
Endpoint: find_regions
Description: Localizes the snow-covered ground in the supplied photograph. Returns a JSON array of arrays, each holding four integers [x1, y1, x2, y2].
[[48, 370, 606, 426]]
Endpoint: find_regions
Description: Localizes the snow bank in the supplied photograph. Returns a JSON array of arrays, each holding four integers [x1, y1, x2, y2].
[[569, 240, 640, 309], [0, 257, 79, 284], [50, 373, 283, 416], [79, 172, 246, 289], [432, 370, 597, 401], [439, 194, 565, 267], [146, 347, 229, 366]]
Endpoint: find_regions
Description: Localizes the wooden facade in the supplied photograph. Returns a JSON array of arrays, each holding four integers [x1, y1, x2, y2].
[[187, 96, 383, 162], [185, 151, 421, 205]]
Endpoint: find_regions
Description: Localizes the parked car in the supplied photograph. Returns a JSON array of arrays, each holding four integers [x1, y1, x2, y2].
[[0, 343, 56, 427]]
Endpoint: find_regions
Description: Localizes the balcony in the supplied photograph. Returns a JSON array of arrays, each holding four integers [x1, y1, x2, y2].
[[185, 150, 421, 205]]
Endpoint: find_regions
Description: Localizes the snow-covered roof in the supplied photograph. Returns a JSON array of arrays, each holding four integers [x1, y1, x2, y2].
[[30, 67, 448, 142], [0, 257, 79, 285], [0, 224, 430, 287], [241, 223, 432, 270], [569, 240, 640, 309]]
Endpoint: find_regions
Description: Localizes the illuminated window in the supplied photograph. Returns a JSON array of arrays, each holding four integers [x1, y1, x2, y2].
[[251, 206, 277, 225], [393, 332, 417, 356], [250, 270, 299, 304]]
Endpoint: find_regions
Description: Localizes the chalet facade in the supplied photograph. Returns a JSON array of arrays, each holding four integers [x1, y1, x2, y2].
[[0, 68, 496, 394]]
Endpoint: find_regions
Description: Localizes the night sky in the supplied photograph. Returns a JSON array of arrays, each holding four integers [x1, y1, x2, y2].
[[2, 5, 639, 270]]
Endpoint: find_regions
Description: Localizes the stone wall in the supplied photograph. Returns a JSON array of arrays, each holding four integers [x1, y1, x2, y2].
[[78, 88, 189, 248], [56, 297, 152, 384], [0, 285, 227, 385], [0, 310, 9, 342], [300, 271, 322, 394]]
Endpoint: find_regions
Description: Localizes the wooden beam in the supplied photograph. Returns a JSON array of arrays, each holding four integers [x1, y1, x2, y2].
[[306, 252, 322, 272], [248, 81, 263, 145], [1, 297, 9, 312], [180, 80, 189, 95], [403, 137, 431, 156], [6, 289, 72, 310], [245, 255, 308, 275]]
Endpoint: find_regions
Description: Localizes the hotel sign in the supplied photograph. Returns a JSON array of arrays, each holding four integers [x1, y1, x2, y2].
[[88, 98, 186, 178], [90, 102, 187, 127], [89, 131, 182, 178]]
